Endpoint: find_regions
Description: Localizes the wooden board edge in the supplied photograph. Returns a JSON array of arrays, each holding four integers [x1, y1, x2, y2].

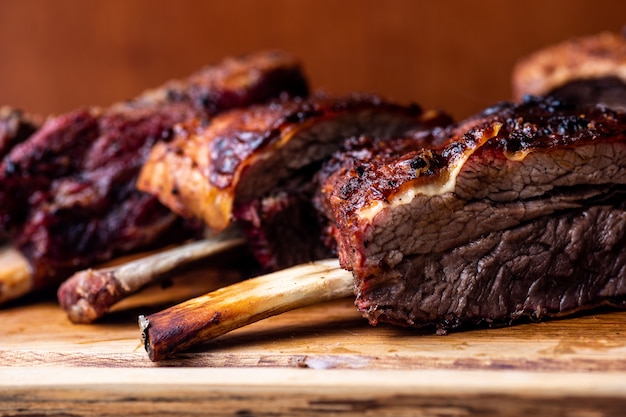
[[2, 367, 626, 416]]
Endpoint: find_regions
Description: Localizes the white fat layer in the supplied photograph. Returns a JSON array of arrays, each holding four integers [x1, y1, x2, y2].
[[356, 200, 386, 222], [356, 160, 459, 222], [356, 124, 502, 222]]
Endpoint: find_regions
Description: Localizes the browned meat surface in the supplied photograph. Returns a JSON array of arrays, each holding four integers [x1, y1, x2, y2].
[[0, 50, 308, 292], [234, 120, 454, 271], [512, 30, 626, 109], [138, 93, 452, 269], [232, 188, 333, 271], [318, 96, 626, 332], [138, 94, 425, 231]]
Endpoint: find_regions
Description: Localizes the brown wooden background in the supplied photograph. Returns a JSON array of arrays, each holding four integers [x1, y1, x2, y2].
[[0, 0, 624, 120]]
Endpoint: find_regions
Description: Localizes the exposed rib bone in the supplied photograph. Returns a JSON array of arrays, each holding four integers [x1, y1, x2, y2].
[[140, 258, 353, 361], [0, 245, 33, 304], [58, 230, 246, 324]]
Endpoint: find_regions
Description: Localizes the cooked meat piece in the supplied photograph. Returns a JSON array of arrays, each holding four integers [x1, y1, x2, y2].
[[0, 107, 40, 242], [512, 30, 626, 109], [360, 203, 626, 331], [232, 120, 453, 271], [0, 107, 39, 161], [138, 94, 448, 232], [0, 50, 308, 293], [319, 96, 626, 332], [233, 188, 333, 271], [540, 77, 626, 110], [138, 94, 452, 269]]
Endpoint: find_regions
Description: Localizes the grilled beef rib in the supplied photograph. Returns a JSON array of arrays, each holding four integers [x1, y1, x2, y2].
[[318, 96, 626, 332], [512, 30, 626, 110], [138, 94, 452, 269], [0, 50, 308, 294]]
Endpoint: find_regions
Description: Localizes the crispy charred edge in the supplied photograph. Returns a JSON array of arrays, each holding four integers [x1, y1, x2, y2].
[[322, 96, 626, 269], [207, 94, 424, 185], [312, 118, 453, 254], [138, 93, 431, 232], [340, 96, 626, 201], [484, 97, 626, 151], [1, 49, 308, 212], [512, 30, 626, 101]]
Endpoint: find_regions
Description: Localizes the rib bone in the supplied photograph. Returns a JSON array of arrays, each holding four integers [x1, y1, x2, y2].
[[0, 245, 33, 304], [140, 258, 353, 361], [58, 230, 246, 324]]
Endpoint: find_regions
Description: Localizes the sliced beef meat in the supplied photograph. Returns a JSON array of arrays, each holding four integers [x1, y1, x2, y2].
[[313, 128, 454, 253], [363, 203, 626, 331], [0, 50, 308, 293], [138, 94, 452, 269], [512, 30, 626, 109], [227, 117, 453, 271], [233, 188, 334, 271], [138, 94, 430, 231], [319, 96, 626, 331]]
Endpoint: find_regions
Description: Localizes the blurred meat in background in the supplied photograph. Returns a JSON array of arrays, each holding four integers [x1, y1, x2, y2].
[[0, 0, 624, 120]]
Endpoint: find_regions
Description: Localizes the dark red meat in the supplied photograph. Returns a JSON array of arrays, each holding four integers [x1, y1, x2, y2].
[[0, 50, 309, 291]]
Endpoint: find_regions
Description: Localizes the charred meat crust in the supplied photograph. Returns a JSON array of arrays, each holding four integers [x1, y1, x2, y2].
[[205, 95, 422, 191], [125, 49, 308, 112], [512, 30, 626, 108], [0, 50, 309, 289], [232, 112, 452, 272], [319, 96, 626, 330], [138, 93, 452, 233], [323, 97, 626, 266], [329, 96, 626, 205]]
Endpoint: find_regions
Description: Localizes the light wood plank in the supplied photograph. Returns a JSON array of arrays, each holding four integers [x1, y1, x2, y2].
[[2, 367, 626, 417], [3, 268, 626, 415]]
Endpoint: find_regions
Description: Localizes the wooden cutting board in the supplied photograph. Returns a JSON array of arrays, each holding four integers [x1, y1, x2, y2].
[[2, 264, 626, 416]]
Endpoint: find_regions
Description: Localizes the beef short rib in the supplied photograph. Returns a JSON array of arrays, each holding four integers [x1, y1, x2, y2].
[[319, 96, 626, 332], [512, 30, 626, 110], [0, 50, 308, 294], [138, 94, 452, 269]]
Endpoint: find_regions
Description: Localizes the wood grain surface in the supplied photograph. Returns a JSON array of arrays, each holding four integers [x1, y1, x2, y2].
[[2, 2, 626, 415], [2, 266, 626, 416]]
